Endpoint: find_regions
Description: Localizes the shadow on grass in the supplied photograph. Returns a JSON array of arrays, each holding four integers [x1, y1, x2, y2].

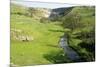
[[77, 42, 95, 61], [46, 44, 60, 48], [48, 29, 64, 32], [43, 50, 72, 64], [78, 42, 95, 53], [44, 44, 87, 64]]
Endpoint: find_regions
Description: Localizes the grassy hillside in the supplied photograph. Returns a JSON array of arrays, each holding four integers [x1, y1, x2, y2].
[[11, 4, 66, 66], [61, 6, 95, 61], [11, 3, 28, 15]]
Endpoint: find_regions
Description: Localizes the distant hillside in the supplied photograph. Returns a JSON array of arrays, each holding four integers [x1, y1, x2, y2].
[[11, 3, 74, 20], [68, 6, 95, 17], [63, 6, 95, 28], [11, 3, 28, 15], [27, 7, 51, 19], [11, 3, 51, 19], [11, 3, 95, 23], [49, 6, 95, 21], [49, 7, 73, 19]]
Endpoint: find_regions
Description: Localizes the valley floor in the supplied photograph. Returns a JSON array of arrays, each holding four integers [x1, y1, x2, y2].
[[10, 15, 65, 66]]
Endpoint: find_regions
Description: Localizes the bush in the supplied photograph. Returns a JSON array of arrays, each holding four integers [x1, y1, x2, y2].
[[40, 17, 50, 23]]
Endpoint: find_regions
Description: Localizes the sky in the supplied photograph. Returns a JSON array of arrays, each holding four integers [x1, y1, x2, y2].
[[11, 0, 78, 9]]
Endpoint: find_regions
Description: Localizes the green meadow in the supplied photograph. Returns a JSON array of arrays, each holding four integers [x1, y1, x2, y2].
[[10, 14, 66, 65], [10, 3, 68, 65], [11, 3, 95, 66]]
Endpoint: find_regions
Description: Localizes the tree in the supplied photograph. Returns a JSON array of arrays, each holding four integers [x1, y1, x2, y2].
[[62, 13, 82, 31], [40, 17, 50, 23]]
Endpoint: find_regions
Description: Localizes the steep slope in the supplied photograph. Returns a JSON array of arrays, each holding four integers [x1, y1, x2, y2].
[[11, 3, 51, 19], [11, 3, 28, 15], [61, 6, 95, 61], [49, 7, 73, 20]]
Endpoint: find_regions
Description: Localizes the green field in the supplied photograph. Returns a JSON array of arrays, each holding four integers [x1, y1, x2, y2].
[[11, 3, 95, 66], [10, 14, 66, 65]]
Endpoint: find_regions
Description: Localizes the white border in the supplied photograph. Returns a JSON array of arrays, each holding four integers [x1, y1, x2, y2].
[[0, 0, 98, 67], [0, 0, 10, 67]]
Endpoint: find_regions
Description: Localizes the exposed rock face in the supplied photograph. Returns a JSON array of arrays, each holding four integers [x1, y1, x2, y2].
[[11, 29, 34, 41], [16, 35, 34, 41], [37, 8, 51, 18], [35, 7, 73, 19], [28, 8, 51, 19], [28, 7, 73, 20], [11, 3, 74, 20]]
